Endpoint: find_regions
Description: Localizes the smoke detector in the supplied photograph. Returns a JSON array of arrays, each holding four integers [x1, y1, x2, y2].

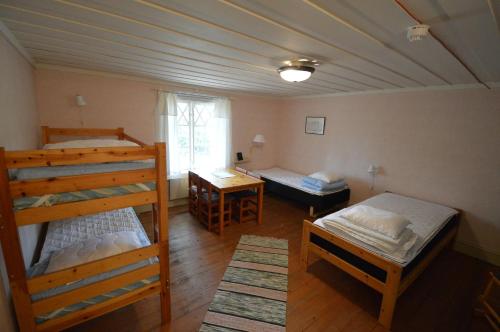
[[407, 24, 430, 42]]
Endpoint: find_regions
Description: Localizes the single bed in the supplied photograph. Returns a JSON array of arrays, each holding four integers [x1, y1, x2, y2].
[[255, 167, 350, 216], [301, 192, 460, 329]]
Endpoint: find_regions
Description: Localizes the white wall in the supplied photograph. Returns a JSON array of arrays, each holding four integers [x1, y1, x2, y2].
[[278, 87, 500, 265], [0, 31, 40, 331]]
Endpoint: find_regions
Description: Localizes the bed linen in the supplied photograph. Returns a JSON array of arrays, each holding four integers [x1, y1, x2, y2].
[[256, 167, 348, 196], [313, 193, 458, 265], [15, 160, 155, 181], [13, 181, 156, 211], [28, 208, 158, 324]]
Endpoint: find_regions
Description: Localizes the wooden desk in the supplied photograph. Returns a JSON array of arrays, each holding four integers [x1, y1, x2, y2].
[[193, 169, 265, 235]]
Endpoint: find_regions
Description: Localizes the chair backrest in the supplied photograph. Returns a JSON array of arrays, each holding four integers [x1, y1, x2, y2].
[[188, 171, 199, 186], [199, 177, 214, 201], [235, 166, 247, 174]]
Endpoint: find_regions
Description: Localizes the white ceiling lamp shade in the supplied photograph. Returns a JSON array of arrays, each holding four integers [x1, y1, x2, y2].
[[278, 65, 315, 82], [277, 59, 319, 82]]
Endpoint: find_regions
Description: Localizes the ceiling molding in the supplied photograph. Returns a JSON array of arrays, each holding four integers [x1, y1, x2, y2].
[[0, 18, 34, 66], [287, 82, 498, 99]]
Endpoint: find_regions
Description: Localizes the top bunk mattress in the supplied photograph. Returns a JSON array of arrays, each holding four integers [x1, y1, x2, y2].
[[14, 160, 155, 181], [313, 193, 458, 266], [255, 167, 348, 196]]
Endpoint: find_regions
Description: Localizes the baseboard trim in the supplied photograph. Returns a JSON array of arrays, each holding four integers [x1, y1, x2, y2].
[[454, 241, 500, 266]]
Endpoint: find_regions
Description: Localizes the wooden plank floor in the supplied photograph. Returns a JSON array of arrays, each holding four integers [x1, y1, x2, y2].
[[66, 194, 497, 332]]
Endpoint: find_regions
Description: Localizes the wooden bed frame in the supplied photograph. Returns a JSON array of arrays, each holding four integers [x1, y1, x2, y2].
[[261, 175, 350, 217], [300, 204, 460, 330], [0, 127, 170, 331]]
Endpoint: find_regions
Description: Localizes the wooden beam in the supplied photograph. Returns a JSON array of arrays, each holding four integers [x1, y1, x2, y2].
[[41, 126, 50, 145], [9, 168, 156, 198], [123, 133, 147, 146], [378, 264, 403, 329], [15, 191, 158, 226], [0, 148, 36, 331], [398, 224, 458, 296], [309, 243, 385, 293], [46, 127, 123, 138], [5, 146, 156, 169], [155, 142, 171, 324], [27, 244, 159, 294], [36, 282, 161, 332], [32, 263, 160, 315]]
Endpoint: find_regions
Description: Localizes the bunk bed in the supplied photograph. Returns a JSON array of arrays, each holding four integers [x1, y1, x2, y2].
[[300, 192, 460, 329], [0, 127, 170, 331]]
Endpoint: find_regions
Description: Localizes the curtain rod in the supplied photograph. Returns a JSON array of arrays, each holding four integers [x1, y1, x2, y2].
[[152, 88, 234, 100]]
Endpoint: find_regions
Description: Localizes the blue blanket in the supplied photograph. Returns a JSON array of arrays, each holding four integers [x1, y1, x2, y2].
[[302, 176, 346, 191]]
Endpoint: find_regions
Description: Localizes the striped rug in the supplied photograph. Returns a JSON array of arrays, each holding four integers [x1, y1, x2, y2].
[[200, 235, 288, 332]]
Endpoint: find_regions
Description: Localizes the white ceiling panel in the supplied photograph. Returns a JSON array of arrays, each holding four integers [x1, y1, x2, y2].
[[1, 0, 498, 96]]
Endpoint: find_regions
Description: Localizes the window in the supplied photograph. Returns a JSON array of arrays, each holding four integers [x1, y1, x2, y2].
[[156, 93, 231, 176]]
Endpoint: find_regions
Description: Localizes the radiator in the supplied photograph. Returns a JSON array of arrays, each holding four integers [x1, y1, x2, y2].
[[168, 177, 189, 200]]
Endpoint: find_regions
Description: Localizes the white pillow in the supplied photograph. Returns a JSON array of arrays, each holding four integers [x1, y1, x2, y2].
[[308, 171, 340, 183], [44, 139, 139, 149], [45, 231, 142, 273], [341, 205, 410, 239]]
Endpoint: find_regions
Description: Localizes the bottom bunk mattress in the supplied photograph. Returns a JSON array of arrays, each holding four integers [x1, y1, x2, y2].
[[28, 207, 158, 324], [255, 167, 350, 212]]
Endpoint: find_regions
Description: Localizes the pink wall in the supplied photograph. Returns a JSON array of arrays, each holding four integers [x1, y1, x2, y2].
[[0, 32, 39, 332], [34, 67, 500, 264], [279, 88, 500, 264], [35, 68, 281, 169]]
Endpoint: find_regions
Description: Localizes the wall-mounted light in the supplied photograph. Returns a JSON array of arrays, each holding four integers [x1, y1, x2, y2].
[[253, 134, 265, 145], [76, 95, 86, 107]]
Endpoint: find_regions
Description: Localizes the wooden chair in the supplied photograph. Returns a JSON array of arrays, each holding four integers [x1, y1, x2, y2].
[[188, 171, 200, 217], [198, 178, 233, 232], [231, 172, 259, 223]]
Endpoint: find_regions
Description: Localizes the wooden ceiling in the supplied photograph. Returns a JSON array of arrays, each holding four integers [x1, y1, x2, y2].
[[1, 0, 499, 96]]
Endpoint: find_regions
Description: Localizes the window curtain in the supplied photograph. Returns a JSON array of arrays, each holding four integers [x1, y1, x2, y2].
[[155, 92, 231, 176], [155, 92, 180, 176]]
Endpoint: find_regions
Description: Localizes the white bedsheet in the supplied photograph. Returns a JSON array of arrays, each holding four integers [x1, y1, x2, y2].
[[314, 193, 458, 266], [256, 167, 348, 196]]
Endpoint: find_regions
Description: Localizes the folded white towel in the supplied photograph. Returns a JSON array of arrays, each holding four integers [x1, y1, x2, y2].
[[323, 217, 418, 261], [341, 205, 410, 239], [324, 214, 406, 245]]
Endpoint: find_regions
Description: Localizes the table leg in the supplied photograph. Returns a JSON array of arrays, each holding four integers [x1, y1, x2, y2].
[[219, 190, 225, 235], [257, 183, 264, 224]]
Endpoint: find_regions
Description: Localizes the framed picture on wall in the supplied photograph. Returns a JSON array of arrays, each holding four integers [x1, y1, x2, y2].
[[305, 116, 326, 135]]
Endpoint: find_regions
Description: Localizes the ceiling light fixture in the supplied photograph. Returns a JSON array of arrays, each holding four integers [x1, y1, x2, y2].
[[277, 59, 318, 82]]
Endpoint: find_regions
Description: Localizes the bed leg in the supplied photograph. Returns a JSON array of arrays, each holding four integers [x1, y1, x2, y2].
[[379, 265, 402, 329], [300, 221, 312, 270]]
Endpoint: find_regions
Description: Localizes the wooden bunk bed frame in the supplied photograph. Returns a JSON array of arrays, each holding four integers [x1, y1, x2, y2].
[[0, 127, 170, 331], [300, 204, 460, 330]]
